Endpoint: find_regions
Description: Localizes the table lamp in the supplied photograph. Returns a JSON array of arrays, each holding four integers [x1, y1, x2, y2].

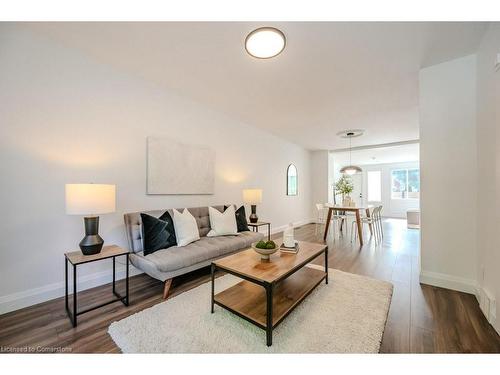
[[65, 184, 116, 255], [243, 189, 262, 223]]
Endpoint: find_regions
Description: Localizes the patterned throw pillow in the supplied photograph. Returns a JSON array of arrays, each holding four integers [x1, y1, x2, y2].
[[141, 211, 177, 256]]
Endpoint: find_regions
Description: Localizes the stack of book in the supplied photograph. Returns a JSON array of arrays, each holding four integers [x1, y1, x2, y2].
[[280, 241, 300, 254]]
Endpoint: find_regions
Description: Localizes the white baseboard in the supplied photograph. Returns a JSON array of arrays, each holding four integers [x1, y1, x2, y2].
[[419, 270, 478, 295], [491, 311, 498, 335], [476, 285, 498, 333], [271, 219, 314, 235], [421, 272, 500, 336], [0, 265, 143, 315]]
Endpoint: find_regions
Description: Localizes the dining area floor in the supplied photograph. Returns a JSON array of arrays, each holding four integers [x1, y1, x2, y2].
[[305, 217, 500, 353]]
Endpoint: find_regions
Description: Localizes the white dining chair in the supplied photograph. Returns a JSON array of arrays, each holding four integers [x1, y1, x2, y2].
[[330, 206, 349, 238], [370, 205, 383, 241], [376, 205, 384, 239], [315, 203, 326, 223], [315, 203, 327, 235], [370, 205, 382, 241], [317, 204, 347, 239], [351, 206, 383, 244]]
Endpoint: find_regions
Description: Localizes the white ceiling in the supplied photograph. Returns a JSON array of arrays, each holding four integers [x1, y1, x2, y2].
[[331, 142, 420, 166], [25, 22, 488, 150]]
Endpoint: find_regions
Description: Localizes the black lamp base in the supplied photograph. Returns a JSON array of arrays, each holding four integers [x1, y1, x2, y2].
[[79, 216, 104, 255], [249, 204, 259, 223]]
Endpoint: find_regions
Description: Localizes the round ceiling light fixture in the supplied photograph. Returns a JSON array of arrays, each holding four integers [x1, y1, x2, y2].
[[245, 27, 286, 59]]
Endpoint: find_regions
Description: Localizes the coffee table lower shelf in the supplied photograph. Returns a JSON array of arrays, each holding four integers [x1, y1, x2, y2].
[[213, 266, 326, 345]]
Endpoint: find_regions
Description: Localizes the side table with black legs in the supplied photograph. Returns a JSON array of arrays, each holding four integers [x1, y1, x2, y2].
[[247, 221, 271, 241], [64, 245, 130, 327]]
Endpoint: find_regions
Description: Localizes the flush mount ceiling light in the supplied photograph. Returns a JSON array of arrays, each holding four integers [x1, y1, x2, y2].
[[337, 130, 364, 175], [245, 27, 286, 59]]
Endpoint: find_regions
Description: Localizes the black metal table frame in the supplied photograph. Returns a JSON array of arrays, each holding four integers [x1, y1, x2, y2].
[[248, 222, 271, 241], [65, 253, 129, 327], [210, 247, 328, 346]]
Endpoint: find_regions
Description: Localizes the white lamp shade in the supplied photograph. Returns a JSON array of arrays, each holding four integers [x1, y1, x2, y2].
[[65, 184, 116, 215], [243, 189, 262, 204]]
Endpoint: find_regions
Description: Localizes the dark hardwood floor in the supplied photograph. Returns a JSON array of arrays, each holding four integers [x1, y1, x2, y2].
[[1, 219, 499, 353]]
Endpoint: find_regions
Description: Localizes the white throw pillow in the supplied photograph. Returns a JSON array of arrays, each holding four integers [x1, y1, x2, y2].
[[207, 206, 238, 237], [172, 209, 200, 246]]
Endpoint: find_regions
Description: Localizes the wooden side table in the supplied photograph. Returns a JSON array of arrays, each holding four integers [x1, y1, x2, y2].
[[64, 245, 129, 327], [247, 221, 271, 241]]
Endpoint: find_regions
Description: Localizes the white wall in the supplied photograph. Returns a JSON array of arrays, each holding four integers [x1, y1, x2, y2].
[[327, 152, 336, 203], [329, 153, 341, 204], [419, 55, 478, 294], [476, 24, 500, 332], [419, 29, 500, 335], [360, 162, 420, 218], [0, 25, 313, 313], [310, 150, 329, 221]]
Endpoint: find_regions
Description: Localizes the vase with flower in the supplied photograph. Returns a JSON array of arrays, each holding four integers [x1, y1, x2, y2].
[[334, 175, 354, 206]]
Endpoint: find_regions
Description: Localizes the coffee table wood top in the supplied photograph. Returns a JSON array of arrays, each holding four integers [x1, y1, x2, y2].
[[213, 240, 327, 284]]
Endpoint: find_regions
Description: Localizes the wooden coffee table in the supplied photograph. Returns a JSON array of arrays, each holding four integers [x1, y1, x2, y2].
[[210, 241, 328, 346]]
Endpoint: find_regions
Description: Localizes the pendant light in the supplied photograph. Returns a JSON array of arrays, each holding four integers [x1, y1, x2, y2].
[[339, 131, 363, 175]]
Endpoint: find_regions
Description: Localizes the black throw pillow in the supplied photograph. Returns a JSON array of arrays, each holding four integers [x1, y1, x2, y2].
[[158, 210, 177, 247], [159, 211, 177, 247], [141, 211, 177, 256], [225, 205, 249, 232]]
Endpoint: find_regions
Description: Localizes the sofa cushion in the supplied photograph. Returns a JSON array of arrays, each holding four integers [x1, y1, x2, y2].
[[141, 211, 177, 256], [225, 205, 250, 232], [141, 213, 170, 256], [124, 205, 228, 254], [172, 208, 200, 246], [144, 231, 264, 273], [207, 206, 238, 237]]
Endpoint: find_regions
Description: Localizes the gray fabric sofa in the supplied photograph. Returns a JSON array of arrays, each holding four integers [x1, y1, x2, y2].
[[124, 205, 265, 298]]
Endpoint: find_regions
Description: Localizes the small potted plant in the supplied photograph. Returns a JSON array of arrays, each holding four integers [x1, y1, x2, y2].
[[334, 175, 354, 206], [252, 240, 278, 261]]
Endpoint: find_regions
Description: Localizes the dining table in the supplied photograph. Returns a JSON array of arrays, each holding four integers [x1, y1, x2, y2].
[[323, 204, 375, 246]]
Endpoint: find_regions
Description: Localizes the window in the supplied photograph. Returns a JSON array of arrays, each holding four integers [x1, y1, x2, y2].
[[407, 169, 420, 199], [367, 171, 381, 202], [287, 164, 298, 196], [391, 169, 420, 199]]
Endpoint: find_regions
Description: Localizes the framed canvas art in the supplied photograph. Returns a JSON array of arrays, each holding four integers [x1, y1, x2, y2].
[[147, 137, 215, 195]]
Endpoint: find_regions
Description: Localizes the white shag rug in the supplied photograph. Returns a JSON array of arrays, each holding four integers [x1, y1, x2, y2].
[[108, 266, 393, 353]]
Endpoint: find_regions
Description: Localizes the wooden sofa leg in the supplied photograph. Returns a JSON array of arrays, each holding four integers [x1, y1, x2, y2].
[[163, 279, 173, 299]]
